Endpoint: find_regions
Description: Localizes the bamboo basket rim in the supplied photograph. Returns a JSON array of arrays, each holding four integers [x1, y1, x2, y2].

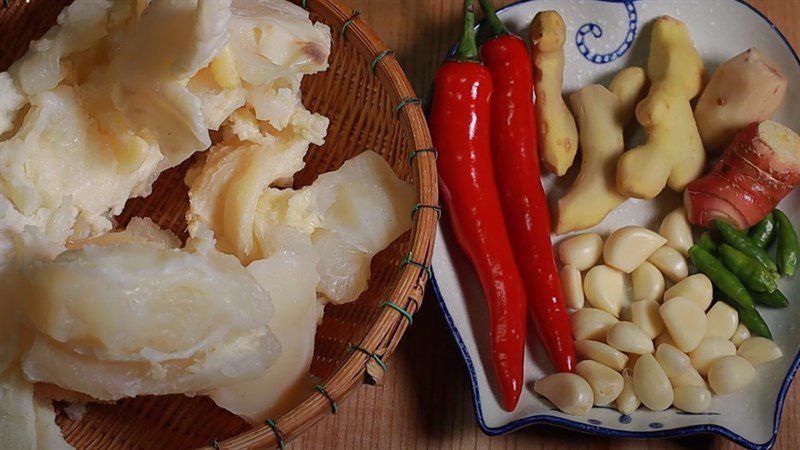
[[0, 0, 438, 447], [207, 1, 439, 448]]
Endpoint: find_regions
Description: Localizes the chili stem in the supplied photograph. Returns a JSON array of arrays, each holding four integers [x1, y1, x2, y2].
[[453, 0, 480, 62], [477, 0, 510, 37]]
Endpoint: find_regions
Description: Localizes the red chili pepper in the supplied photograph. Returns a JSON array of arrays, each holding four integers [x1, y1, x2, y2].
[[478, 0, 576, 373], [429, 0, 526, 411]]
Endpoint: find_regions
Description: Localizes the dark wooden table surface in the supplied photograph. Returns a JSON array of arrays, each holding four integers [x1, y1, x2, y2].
[[293, 0, 800, 449]]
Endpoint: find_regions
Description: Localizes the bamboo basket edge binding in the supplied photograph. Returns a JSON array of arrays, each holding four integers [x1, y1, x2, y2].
[[0, 0, 439, 448]]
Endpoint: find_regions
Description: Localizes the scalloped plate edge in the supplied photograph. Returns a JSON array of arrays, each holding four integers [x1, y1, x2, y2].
[[428, 0, 800, 448]]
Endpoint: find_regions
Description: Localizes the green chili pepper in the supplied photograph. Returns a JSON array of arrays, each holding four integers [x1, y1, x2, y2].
[[688, 245, 754, 309], [749, 213, 776, 248], [752, 288, 789, 308], [698, 232, 717, 254], [718, 244, 777, 293], [714, 219, 778, 275], [729, 301, 773, 339], [712, 288, 773, 339], [774, 209, 798, 277]]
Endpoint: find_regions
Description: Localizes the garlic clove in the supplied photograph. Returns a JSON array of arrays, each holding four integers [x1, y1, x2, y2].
[[730, 323, 751, 347], [570, 308, 619, 341], [633, 354, 674, 411], [663, 274, 713, 311], [631, 299, 665, 339], [534, 373, 594, 416], [558, 233, 603, 271], [603, 227, 667, 273], [606, 321, 654, 355], [615, 370, 641, 415], [704, 302, 738, 340], [660, 296, 707, 352], [631, 261, 666, 303], [659, 208, 694, 256], [648, 246, 689, 282], [673, 385, 711, 413], [576, 360, 625, 406], [737, 337, 783, 366], [561, 265, 584, 310], [574, 340, 628, 372], [583, 265, 624, 317], [688, 338, 737, 376], [655, 343, 693, 380], [708, 355, 756, 395]]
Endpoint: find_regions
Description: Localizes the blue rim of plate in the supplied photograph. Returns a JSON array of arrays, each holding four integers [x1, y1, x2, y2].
[[428, 0, 800, 449]]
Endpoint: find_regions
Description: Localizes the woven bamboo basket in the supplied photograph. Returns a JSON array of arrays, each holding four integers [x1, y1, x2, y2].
[[0, 0, 438, 448]]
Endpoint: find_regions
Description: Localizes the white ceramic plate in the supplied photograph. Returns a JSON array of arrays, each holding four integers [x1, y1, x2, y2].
[[430, 1, 800, 448]]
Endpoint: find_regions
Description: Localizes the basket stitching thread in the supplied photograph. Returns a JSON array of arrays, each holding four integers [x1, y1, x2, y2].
[[340, 10, 360, 39], [370, 49, 394, 74], [408, 147, 438, 165], [411, 203, 442, 220], [211, 439, 221, 450], [400, 252, 432, 278], [265, 419, 285, 450], [300, 0, 307, 9], [314, 384, 339, 414], [381, 301, 413, 325], [394, 97, 422, 118], [348, 344, 387, 372]]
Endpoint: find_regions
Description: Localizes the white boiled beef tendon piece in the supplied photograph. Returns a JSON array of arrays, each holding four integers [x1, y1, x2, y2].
[[229, 0, 330, 89], [211, 226, 323, 423], [288, 151, 416, 303], [0, 366, 75, 450], [113, 0, 232, 166], [16, 226, 279, 401]]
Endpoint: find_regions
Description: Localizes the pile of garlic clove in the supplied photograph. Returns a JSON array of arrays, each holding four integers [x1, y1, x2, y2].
[[536, 207, 784, 416]]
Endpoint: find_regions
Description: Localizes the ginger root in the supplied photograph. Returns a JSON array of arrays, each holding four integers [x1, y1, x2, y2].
[[616, 16, 706, 199], [556, 67, 646, 234], [530, 10, 578, 176], [694, 48, 787, 154], [685, 120, 800, 230]]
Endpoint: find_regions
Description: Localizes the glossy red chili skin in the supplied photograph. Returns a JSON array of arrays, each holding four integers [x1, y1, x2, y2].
[[481, 35, 576, 373], [430, 60, 526, 411]]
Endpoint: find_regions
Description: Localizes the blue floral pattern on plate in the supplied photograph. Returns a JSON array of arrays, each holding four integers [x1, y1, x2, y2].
[[575, 1, 638, 64]]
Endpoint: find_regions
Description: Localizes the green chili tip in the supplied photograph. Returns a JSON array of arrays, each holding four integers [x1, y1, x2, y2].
[[752, 288, 789, 308], [774, 209, 798, 277]]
